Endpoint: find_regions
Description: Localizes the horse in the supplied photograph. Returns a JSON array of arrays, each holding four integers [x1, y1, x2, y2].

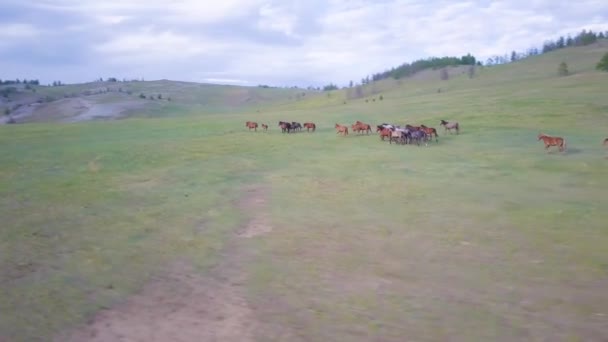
[[261, 124, 269, 131], [335, 123, 349, 136], [303, 122, 316, 132], [395, 128, 412, 144], [538, 133, 566, 152], [246, 121, 258, 131], [278, 121, 292, 133], [358, 122, 372, 134], [420, 125, 439, 143], [604, 138, 608, 146], [440, 120, 459, 134], [378, 127, 392, 141], [410, 130, 428, 146], [291, 122, 302, 132], [352, 121, 372, 135], [389, 128, 411, 145], [389, 130, 403, 145]]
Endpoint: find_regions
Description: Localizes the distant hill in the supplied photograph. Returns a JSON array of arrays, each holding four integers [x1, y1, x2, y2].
[[267, 39, 608, 112], [2, 39, 607, 125], [0, 80, 321, 124]]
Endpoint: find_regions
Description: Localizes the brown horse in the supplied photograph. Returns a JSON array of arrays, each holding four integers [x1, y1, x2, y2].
[[335, 123, 349, 136], [246, 121, 258, 131], [538, 133, 566, 152], [604, 138, 608, 146], [378, 127, 392, 141], [303, 122, 316, 132], [352, 121, 372, 135], [420, 125, 439, 143], [440, 120, 459, 134], [261, 124, 268, 131]]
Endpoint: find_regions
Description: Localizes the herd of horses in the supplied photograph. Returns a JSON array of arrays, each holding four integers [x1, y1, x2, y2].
[[246, 120, 607, 153], [246, 121, 316, 133], [335, 120, 458, 146]]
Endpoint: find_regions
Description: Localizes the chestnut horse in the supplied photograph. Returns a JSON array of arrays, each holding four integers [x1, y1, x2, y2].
[[303, 122, 316, 132], [335, 123, 349, 136], [378, 127, 392, 141], [538, 133, 566, 152], [440, 120, 459, 134], [352, 121, 372, 134], [420, 124, 439, 143], [246, 121, 258, 131], [261, 124, 268, 131]]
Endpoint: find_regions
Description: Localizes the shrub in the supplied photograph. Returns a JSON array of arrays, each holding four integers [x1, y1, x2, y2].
[[558, 62, 569, 76]]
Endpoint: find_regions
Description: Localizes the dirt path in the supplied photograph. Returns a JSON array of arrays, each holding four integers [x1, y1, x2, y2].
[[59, 186, 277, 342]]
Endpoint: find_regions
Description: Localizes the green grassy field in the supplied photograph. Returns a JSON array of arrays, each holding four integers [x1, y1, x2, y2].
[[1, 43, 608, 341]]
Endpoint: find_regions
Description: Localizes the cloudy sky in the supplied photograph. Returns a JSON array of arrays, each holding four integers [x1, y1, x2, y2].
[[1, 0, 607, 87]]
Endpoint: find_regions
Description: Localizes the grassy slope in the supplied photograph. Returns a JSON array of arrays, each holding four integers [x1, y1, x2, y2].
[[1, 80, 315, 122], [1, 43, 608, 341]]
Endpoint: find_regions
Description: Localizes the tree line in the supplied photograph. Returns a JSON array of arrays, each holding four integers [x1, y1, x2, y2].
[[0, 79, 40, 85], [487, 29, 607, 65], [322, 27, 608, 90]]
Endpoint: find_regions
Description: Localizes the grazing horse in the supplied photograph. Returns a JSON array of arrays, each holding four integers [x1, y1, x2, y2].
[[261, 124, 269, 131], [291, 122, 302, 132], [420, 125, 439, 143], [538, 133, 566, 152], [303, 122, 316, 132], [440, 120, 459, 134], [335, 123, 349, 136], [246, 121, 258, 131], [604, 138, 608, 146], [378, 127, 392, 141], [278, 121, 292, 133]]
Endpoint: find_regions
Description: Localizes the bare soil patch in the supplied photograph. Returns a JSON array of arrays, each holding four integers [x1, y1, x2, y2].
[[236, 186, 273, 238], [58, 185, 278, 342]]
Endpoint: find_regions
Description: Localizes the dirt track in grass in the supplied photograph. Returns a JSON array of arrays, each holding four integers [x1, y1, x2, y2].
[[59, 186, 288, 342]]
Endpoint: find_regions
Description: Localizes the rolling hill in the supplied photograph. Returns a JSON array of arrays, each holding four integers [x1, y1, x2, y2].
[[1, 40, 607, 342]]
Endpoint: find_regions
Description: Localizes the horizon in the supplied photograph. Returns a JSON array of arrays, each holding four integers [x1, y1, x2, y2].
[[1, 0, 608, 88]]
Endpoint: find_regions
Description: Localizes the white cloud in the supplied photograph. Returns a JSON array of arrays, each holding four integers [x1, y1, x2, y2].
[[96, 15, 130, 25], [2, 0, 608, 86], [0, 23, 40, 38], [257, 3, 299, 36]]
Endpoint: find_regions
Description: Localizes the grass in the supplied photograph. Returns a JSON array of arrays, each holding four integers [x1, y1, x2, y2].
[[1, 42, 608, 341]]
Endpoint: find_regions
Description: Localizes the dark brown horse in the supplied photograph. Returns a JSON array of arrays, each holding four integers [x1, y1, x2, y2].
[[246, 121, 258, 131], [420, 125, 439, 142], [440, 120, 459, 134], [335, 123, 349, 136], [278, 121, 292, 133], [538, 133, 566, 152], [261, 124, 268, 131], [303, 122, 316, 132]]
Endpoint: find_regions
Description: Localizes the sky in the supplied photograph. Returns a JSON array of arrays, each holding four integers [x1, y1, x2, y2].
[[1, 0, 607, 88]]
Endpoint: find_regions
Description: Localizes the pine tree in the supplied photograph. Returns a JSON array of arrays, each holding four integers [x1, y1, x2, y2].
[[596, 52, 608, 72]]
